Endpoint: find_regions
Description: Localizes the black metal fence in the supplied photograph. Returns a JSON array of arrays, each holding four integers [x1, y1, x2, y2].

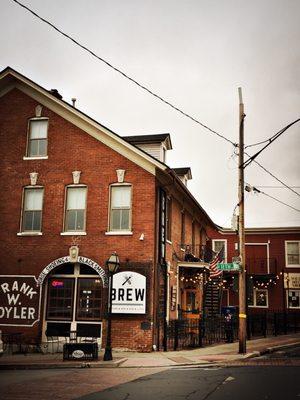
[[165, 311, 300, 351]]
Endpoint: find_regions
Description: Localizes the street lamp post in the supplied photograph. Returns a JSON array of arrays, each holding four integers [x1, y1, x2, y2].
[[103, 252, 120, 361]]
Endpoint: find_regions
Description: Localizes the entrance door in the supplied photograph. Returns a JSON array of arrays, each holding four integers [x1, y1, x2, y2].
[[43, 263, 103, 350], [182, 288, 200, 319]]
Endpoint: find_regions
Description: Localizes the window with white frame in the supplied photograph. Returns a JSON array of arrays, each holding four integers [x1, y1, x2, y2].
[[212, 240, 227, 262], [248, 288, 268, 308], [64, 186, 87, 232], [109, 185, 132, 231], [21, 187, 44, 232], [27, 119, 48, 157], [286, 241, 300, 266], [287, 290, 300, 309]]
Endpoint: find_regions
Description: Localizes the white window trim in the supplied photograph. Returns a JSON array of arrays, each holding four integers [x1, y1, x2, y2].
[[286, 289, 300, 309], [63, 185, 88, 233], [19, 186, 44, 234], [60, 232, 87, 236], [248, 288, 269, 308], [23, 156, 49, 160], [105, 231, 133, 236], [26, 117, 49, 158], [285, 240, 300, 268], [17, 232, 43, 236], [212, 239, 227, 262], [108, 183, 132, 233]]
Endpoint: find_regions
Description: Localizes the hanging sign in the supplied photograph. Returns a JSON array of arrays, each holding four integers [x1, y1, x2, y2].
[[112, 271, 146, 314], [0, 275, 41, 327]]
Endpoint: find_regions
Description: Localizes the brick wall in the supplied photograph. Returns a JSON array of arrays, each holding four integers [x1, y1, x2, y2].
[[0, 88, 157, 349]]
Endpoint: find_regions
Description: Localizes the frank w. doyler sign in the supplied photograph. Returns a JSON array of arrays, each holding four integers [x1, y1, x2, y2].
[[112, 271, 146, 314], [0, 276, 41, 327]]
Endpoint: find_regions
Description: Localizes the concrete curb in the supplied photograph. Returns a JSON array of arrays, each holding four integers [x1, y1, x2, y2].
[[0, 341, 299, 370], [0, 357, 127, 370]]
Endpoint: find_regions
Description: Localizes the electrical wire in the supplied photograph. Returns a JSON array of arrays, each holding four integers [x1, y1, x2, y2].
[[245, 182, 300, 212], [255, 186, 300, 189], [244, 152, 300, 198], [245, 118, 300, 149], [243, 118, 300, 167], [252, 187, 300, 213], [11, 0, 237, 147]]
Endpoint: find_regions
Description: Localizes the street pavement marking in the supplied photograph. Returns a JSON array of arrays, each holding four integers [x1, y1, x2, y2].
[[223, 376, 235, 383]]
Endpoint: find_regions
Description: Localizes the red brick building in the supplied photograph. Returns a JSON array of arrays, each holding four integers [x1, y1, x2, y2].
[[208, 227, 300, 313], [1, 67, 299, 353], [0, 67, 216, 352]]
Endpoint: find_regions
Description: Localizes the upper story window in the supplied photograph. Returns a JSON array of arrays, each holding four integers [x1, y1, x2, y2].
[[212, 239, 227, 262], [166, 197, 172, 242], [180, 211, 185, 249], [21, 187, 44, 232], [64, 186, 87, 232], [27, 119, 48, 158], [286, 241, 300, 266], [109, 185, 132, 232]]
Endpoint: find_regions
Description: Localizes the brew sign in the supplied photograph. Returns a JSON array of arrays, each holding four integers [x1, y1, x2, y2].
[[112, 271, 146, 314], [0, 276, 41, 327]]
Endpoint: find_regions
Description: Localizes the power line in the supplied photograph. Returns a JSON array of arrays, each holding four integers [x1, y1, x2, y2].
[[252, 187, 300, 213], [255, 186, 300, 189], [244, 152, 300, 198], [243, 118, 300, 167], [245, 182, 300, 213], [11, 0, 237, 147]]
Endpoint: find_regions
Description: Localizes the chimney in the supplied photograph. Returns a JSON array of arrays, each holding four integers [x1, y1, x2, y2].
[[71, 98, 77, 107], [49, 89, 63, 100]]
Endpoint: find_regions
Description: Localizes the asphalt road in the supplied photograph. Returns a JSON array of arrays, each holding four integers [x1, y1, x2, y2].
[[77, 366, 300, 400], [0, 347, 300, 400]]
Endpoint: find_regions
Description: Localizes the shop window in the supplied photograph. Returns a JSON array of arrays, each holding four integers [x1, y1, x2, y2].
[[27, 119, 48, 157], [76, 278, 102, 320], [47, 278, 75, 320], [109, 185, 132, 231], [21, 187, 44, 232], [64, 186, 87, 232], [248, 289, 268, 308], [287, 290, 300, 309], [286, 241, 300, 266], [212, 239, 227, 262]]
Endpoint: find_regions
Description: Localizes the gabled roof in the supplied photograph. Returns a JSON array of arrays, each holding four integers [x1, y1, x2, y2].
[[0, 66, 217, 229], [173, 167, 192, 180], [123, 133, 172, 150], [0, 66, 167, 175]]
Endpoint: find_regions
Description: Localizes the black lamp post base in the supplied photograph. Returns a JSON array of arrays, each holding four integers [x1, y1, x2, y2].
[[103, 347, 113, 361]]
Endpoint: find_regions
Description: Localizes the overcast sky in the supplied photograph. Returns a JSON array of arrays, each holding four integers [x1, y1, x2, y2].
[[1, 0, 299, 227]]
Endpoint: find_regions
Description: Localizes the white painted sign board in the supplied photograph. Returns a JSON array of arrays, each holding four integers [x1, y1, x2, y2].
[[111, 271, 146, 314]]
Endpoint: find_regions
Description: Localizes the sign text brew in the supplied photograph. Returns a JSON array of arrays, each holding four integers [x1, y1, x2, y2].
[[112, 271, 146, 314]]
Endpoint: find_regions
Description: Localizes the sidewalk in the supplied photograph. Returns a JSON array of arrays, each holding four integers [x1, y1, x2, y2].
[[1, 333, 299, 370]]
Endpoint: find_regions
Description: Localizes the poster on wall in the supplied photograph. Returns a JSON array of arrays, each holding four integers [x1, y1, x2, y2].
[[0, 275, 41, 327], [284, 273, 300, 289], [111, 271, 146, 314]]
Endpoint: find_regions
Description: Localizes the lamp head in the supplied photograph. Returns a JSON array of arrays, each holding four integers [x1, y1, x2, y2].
[[106, 252, 120, 274]]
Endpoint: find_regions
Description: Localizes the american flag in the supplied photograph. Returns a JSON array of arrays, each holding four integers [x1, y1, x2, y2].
[[209, 246, 225, 278]]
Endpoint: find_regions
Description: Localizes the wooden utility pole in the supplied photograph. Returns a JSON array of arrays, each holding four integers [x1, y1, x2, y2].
[[238, 87, 247, 354]]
